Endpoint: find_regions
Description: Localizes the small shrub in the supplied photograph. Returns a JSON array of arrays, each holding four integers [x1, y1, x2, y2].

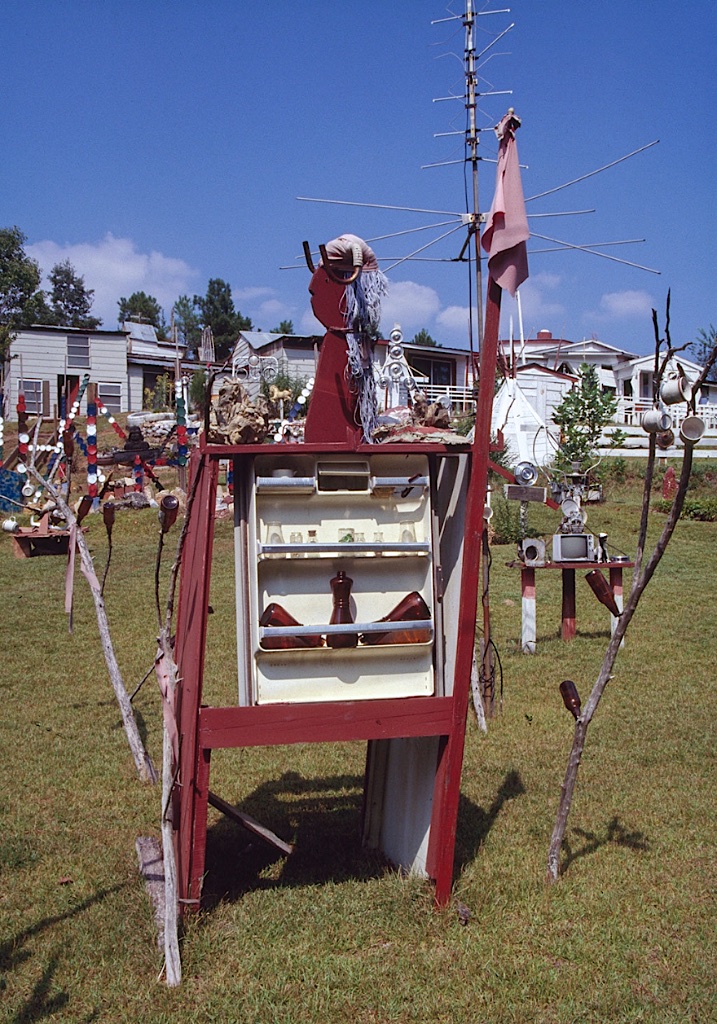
[[143, 372, 173, 411], [600, 456, 627, 484], [491, 495, 525, 544], [652, 497, 717, 521]]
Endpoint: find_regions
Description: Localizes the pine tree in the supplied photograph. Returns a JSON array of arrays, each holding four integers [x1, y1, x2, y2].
[[49, 259, 101, 329]]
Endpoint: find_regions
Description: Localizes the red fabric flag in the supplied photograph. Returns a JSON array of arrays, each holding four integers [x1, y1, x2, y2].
[[481, 111, 529, 296]]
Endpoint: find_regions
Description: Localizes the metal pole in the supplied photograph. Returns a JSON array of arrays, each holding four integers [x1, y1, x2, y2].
[[464, 0, 484, 354]]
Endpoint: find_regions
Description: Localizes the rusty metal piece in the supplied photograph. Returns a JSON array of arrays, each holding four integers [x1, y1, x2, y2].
[[318, 244, 362, 285], [302, 240, 316, 272]]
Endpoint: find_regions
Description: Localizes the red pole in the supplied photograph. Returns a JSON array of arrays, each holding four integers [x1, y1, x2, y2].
[[429, 276, 502, 904]]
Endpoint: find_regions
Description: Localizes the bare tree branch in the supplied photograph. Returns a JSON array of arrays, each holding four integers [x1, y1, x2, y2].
[[26, 466, 157, 784], [546, 302, 712, 883]]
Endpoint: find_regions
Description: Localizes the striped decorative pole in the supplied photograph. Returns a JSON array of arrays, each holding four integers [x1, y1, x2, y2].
[[97, 401, 127, 441], [175, 377, 188, 490], [17, 387, 29, 479], [86, 398, 98, 498], [133, 453, 144, 492]]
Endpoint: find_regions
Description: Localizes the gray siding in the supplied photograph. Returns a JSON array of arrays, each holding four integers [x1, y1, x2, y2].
[[7, 328, 128, 416]]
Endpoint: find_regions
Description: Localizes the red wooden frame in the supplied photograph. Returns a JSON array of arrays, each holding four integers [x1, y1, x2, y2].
[[171, 276, 504, 911]]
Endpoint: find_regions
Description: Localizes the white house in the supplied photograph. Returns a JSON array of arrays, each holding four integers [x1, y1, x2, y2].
[[2, 321, 206, 418], [501, 330, 717, 458], [4, 324, 128, 417]]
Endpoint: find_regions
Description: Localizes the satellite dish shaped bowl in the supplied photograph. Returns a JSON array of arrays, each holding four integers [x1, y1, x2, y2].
[[560, 497, 581, 519], [514, 461, 539, 486]]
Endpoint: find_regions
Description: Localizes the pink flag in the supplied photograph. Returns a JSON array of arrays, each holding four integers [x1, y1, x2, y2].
[[481, 111, 529, 296]]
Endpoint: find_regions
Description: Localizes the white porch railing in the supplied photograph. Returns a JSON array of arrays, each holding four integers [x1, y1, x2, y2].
[[613, 398, 717, 431], [421, 383, 476, 412]]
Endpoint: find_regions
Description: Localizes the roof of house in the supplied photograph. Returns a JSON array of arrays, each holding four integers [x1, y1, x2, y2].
[[22, 323, 126, 338], [515, 362, 577, 381]]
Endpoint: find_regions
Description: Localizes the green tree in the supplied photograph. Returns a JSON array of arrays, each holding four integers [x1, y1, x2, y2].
[[411, 328, 438, 347], [49, 258, 101, 329], [173, 295, 202, 355], [690, 325, 717, 383], [552, 363, 624, 472], [271, 319, 294, 335], [188, 368, 208, 413], [118, 291, 167, 338], [0, 226, 54, 362], [194, 278, 252, 361]]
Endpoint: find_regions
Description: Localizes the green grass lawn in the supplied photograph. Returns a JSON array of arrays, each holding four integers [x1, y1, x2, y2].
[[1, 473, 715, 1022]]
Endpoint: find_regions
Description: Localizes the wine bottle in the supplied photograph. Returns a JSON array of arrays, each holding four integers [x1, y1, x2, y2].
[[259, 603, 323, 649], [559, 679, 582, 720], [361, 591, 431, 645]]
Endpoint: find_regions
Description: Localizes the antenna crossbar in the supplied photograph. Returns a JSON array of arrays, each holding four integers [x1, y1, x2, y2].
[[525, 141, 660, 203]]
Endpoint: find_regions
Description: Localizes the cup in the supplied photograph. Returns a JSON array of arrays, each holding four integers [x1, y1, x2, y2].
[[661, 372, 692, 406], [265, 521, 284, 556], [2, 518, 18, 533], [641, 408, 671, 434], [679, 415, 706, 445]]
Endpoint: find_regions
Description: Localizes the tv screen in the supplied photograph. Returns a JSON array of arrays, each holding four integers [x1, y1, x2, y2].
[[559, 534, 589, 560]]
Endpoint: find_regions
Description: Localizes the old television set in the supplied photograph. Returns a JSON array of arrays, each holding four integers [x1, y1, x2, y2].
[[551, 533, 596, 562]]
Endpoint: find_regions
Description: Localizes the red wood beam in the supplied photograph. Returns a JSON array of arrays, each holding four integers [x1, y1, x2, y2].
[[199, 697, 454, 750], [427, 275, 503, 904], [561, 568, 576, 641], [173, 451, 219, 904]]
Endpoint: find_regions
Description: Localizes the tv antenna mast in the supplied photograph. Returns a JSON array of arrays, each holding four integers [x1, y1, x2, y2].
[[430, 1, 514, 351], [293, 4, 659, 358]]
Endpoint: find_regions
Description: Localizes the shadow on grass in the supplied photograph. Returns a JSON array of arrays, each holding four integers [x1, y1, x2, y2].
[[561, 815, 650, 874], [0, 883, 128, 974], [202, 768, 526, 910], [202, 771, 381, 909], [454, 769, 526, 875], [8, 951, 69, 1024]]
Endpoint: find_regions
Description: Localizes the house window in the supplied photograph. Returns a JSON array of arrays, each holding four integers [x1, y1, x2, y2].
[[67, 335, 90, 368], [19, 379, 44, 415], [98, 382, 122, 414], [410, 356, 455, 388]]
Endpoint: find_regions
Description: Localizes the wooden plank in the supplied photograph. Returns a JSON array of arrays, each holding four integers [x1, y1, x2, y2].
[[173, 452, 219, 907], [135, 836, 165, 950], [208, 791, 294, 855], [199, 697, 454, 750], [503, 484, 547, 503]]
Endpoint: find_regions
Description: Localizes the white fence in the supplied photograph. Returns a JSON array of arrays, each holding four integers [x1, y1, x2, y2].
[[614, 398, 717, 431]]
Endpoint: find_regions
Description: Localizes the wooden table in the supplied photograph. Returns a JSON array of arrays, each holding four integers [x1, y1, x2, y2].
[[510, 560, 634, 653]]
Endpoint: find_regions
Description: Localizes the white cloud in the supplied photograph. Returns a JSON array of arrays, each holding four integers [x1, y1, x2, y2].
[[594, 289, 654, 320], [504, 272, 566, 331], [435, 305, 478, 344], [235, 286, 275, 302], [27, 234, 198, 327], [299, 305, 323, 335], [380, 280, 441, 334]]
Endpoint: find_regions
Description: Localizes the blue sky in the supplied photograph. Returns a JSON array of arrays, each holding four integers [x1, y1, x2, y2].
[[3, 1, 715, 356]]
